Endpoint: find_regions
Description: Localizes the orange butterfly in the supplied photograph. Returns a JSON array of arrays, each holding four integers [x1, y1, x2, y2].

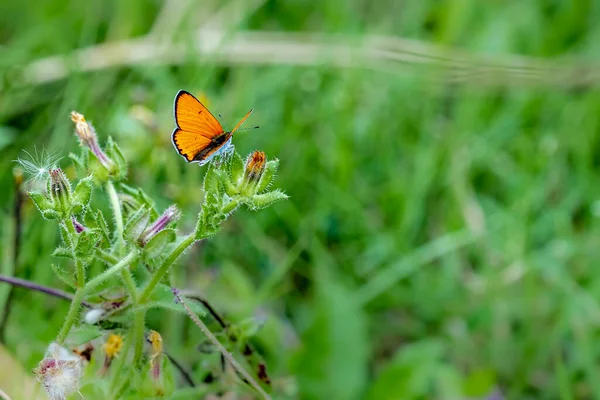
[[171, 90, 256, 165]]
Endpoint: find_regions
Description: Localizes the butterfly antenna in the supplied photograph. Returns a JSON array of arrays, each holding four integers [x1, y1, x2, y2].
[[235, 125, 260, 132]]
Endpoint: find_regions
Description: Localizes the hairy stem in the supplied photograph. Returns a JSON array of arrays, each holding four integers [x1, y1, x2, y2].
[[85, 251, 138, 294], [110, 309, 146, 399], [139, 233, 196, 303], [56, 287, 86, 344], [173, 289, 271, 400]]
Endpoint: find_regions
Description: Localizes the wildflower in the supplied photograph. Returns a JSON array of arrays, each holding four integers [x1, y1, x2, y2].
[[147, 330, 163, 380], [33, 342, 83, 400], [100, 333, 123, 375], [70, 111, 115, 172], [138, 205, 180, 247]]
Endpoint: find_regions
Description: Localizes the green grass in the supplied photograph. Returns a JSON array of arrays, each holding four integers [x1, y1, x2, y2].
[[2, 0, 600, 399]]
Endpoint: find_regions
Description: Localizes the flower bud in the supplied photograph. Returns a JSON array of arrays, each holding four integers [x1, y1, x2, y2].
[[70, 111, 116, 173], [71, 216, 86, 234], [48, 168, 72, 218], [244, 151, 266, 186], [34, 342, 83, 400], [138, 205, 180, 247]]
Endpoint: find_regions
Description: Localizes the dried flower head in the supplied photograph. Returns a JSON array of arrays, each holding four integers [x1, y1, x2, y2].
[[70, 110, 115, 172], [33, 342, 83, 400]]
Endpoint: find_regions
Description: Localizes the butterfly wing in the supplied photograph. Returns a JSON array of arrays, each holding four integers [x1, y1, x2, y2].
[[172, 128, 213, 162], [173, 90, 224, 138], [172, 90, 225, 162]]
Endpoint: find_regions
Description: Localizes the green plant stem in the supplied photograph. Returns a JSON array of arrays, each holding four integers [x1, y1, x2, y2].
[[132, 308, 146, 364], [56, 287, 86, 344], [106, 180, 124, 244], [139, 233, 196, 303], [97, 250, 119, 265], [173, 289, 271, 400], [75, 260, 85, 288], [109, 327, 134, 397], [110, 308, 146, 399], [55, 251, 137, 344], [122, 269, 138, 303], [86, 251, 138, 293]]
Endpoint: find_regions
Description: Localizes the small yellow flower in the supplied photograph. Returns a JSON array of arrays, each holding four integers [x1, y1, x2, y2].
[[103, 333, 123, 359], [147, 330, 163, 380], [148, 330, 163, 356]]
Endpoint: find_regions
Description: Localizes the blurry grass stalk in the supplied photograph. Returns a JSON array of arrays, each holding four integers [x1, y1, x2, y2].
[[0, 169, 23, 343], [18, 30, 600, 88], [356, 229, 481, 305]]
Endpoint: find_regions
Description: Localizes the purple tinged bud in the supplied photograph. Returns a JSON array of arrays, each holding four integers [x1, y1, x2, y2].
[[138, 205, 180, 247], [71, 217, 86, 233], [70, 111, 115, 172]]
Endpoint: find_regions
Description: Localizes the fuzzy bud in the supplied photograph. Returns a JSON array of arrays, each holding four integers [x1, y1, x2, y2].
[[48, 168, 72, 218], [244, 151, 266, 185], [33, 342, 83, 400], [138, 205, 180, 247]]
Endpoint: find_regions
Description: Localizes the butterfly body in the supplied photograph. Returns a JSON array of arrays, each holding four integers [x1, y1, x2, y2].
[[171, 90, 254, 165]]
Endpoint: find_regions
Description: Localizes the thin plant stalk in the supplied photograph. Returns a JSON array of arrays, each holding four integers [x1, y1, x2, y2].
[[172, 288, 271, 400]]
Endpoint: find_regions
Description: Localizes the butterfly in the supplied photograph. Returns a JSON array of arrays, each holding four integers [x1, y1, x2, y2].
[[171, 90, 257, 165]]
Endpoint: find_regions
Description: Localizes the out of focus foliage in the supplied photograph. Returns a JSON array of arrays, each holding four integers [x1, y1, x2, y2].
[[1, 0, 600, 399]]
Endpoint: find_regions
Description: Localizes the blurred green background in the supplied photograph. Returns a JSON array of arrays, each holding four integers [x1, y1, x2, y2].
[[2, 0, 600, 399]]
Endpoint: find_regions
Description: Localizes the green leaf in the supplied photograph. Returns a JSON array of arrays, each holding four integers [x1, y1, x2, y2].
[[143, 228, 176, 259], [229, 151, 245, 185], [68, 324, 104, 346], [29, 191, 53, 215], [68, 152, 86, 171], [365, 340, 447, 400], [41, 209, 60, 220], [119, 184, 158, 219], [51, 263, 76, 289], [203, 163, 222, 197], [256, 159, 279, 193], [249, 190, 288, 210], [106, 136, 128, 180], [74, 229, 100, 261], [124, 206, 150, 242], [52, 246, 74, 259], [71, 175, 94, 213], [294, 270, 368, 400], [84, 209, 110, 245]]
